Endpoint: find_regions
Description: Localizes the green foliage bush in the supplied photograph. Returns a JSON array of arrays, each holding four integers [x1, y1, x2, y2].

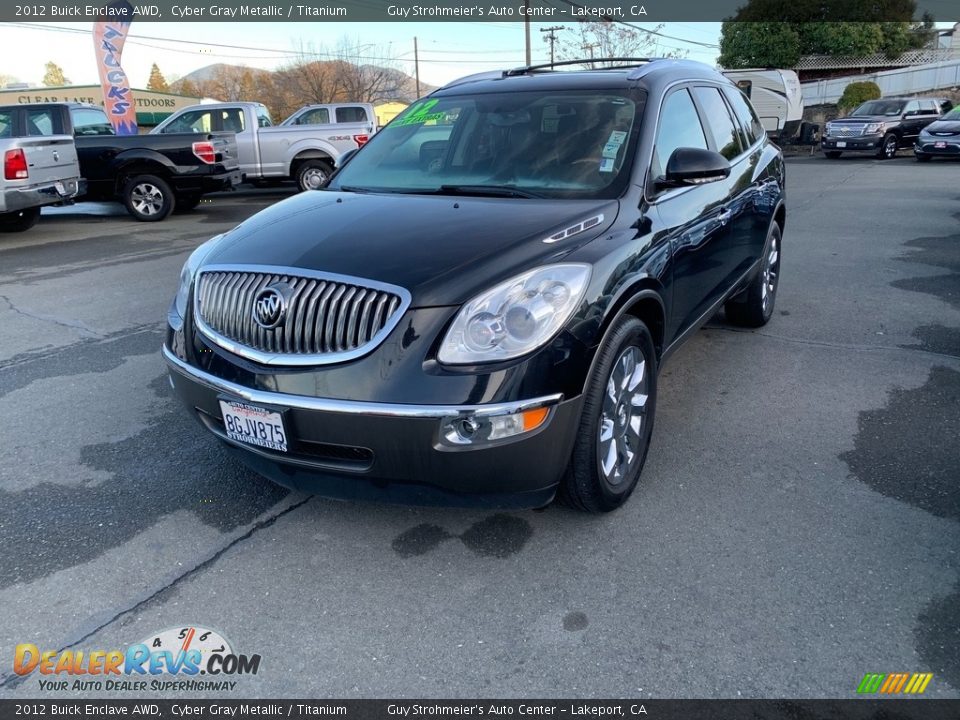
[[838, 82, 882, 112]]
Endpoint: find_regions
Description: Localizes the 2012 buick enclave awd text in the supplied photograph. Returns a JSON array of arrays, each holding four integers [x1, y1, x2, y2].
[[164, 59, 786, 512]]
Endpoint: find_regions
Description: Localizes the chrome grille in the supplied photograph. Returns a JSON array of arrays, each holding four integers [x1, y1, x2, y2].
[[829, 124, 867, 138], [193, 266, 409, 366]]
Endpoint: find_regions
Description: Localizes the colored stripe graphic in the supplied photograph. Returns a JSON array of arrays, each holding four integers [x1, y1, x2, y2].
[[92, 0, 137, 136], [857, 672, 933, 694]]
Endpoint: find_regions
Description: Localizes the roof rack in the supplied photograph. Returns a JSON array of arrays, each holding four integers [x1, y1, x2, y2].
[[503, 57, 662, 76]]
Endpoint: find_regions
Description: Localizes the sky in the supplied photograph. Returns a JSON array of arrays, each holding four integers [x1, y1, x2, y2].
[[0, 21, 724, 90]]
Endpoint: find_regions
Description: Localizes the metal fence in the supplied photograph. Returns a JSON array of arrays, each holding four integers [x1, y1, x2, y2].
[[802, 60, 960, 106]]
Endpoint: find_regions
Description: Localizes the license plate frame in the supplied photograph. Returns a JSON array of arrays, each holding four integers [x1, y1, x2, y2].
[[935, 141, 947, 149], [218, 399, 288, 453]]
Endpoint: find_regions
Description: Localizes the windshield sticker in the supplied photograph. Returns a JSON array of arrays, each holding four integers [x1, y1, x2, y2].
[[599, 158, 615, 173], [393, 99, 445, 127], [608, 131, 627, 145], [602, 142, 621, 159]]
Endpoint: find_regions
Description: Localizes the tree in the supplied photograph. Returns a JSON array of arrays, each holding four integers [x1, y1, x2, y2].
[[42, 62, 69, 87], [178, 78, 200, 98], [718, 0, 934, 68], [147, 63, 169, 92], [556, 21, 684, 67], [838, 81, 881, 111], [0, 73, 20, 88]]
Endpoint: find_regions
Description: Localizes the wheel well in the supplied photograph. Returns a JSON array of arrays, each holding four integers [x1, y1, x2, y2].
[[290, 153, 334, 175], [115, 163, 169, 193], [774, 204, 786, 233], [621, 296, 665, 360]]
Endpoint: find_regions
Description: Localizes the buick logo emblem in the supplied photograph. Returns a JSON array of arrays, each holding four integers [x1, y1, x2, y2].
[[253, 284, 289, 329]]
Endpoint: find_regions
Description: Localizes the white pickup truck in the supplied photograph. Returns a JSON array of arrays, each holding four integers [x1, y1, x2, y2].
[[151, 102, 372, 191], [0, 104, 81, 232]]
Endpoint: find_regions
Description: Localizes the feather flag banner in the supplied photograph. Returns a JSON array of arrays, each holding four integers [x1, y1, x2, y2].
[[92, 1, 137, 135]]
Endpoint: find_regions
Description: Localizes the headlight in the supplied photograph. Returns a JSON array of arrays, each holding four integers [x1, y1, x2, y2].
[[438, 264, 591, 365], [825, 122, 834, 133], [864, 122, 884, 134], [172, 234, 222, 323]]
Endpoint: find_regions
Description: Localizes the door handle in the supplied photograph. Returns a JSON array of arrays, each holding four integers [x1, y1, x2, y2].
[[718, 208, 733, 225]]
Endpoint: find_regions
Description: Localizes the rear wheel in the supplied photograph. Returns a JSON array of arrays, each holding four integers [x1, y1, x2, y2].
[[295, 160, 334, 191], [878, 133, 899, 160], [0, 206, 41, 233], [123, 174, 174, 221], [824, 151, 842, 159], [560, 316, 657, 513], [725, 222, 781, 327]]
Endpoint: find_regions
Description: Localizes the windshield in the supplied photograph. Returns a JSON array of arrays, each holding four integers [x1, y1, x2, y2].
[[851, 100, 905, 117], [330, 89, 644, 199]]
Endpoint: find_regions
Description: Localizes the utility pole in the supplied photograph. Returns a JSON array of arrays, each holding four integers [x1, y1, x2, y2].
[[581, 42, 599, 68], [523, 0, 531, 65], [540, 25, 565, 66], [413, 36, 420, 98]]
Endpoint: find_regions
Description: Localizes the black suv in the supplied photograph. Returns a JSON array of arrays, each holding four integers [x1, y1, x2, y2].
[[821, 97, 949, 159], [164, 59, 786, 512]]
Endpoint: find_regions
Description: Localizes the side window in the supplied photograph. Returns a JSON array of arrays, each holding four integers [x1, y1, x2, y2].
[[298, 108, 329, 125], [71, 108, 114, 136], [221, 108, 244, 133], [653, 88, 708, 179], [903, 100, 920, 117], [26, 109, 58, 136], [920, 100, 938, 115], [723, 87, 765, 147], [256, 108, 273, 127], [336, 106, 368, 123], [163, 110, 213, 133], [692, 86, 743, 160], [0, 109, 12, 138]]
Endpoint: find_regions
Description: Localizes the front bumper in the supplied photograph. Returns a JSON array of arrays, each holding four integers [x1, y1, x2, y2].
[[821, 135, 883, 153], [915, 139, 960, 158], [1, 176, 80, 213], [163, 345, 582, 507]]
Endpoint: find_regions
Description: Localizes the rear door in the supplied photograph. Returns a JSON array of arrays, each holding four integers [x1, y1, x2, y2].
[[16, 106, 80, 188], [335, 105, 376, 134]]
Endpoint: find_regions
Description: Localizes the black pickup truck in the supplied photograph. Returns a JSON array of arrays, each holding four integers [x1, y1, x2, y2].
[[0, 103, 241, 221]]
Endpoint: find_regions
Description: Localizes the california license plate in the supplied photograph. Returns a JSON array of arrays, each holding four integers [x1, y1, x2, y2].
[[836, 141, 847, 148], [219, 400, 287, 452], [935, 141, 947, 149]]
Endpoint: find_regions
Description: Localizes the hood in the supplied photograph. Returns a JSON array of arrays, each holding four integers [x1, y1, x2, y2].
[[831, 115, 896, 124], [202, 190, 619, 307], [921, 120, 960, 134]]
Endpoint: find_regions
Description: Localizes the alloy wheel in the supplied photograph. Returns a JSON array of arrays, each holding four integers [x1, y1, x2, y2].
[[598, 346, 649, 486], [131, 183, 164, 216], [761, 234, 780, 314]]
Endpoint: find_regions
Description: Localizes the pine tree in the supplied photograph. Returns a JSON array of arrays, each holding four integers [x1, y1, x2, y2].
[[42, 62, 69, 87], [147, 63, 169, 92]]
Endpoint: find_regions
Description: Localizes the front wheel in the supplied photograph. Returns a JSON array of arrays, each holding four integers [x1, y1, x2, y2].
[[122, 174, 174, 221], [560, 316, 657, 513], [0, 206, 41, 233], [725, 222, 781, 327], [878, 133, 899, 160], [295, 160, 334, 191]]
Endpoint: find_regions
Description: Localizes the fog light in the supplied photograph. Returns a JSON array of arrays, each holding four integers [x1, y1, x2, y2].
[[440, 406, 551, 447]]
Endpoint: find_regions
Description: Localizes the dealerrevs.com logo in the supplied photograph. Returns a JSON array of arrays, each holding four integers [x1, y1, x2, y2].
[[14, 626, 261, 692]]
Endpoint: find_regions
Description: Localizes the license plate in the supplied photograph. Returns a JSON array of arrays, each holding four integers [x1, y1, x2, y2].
[[219, 400, 287, 452], [836, 141, 847, 148], [935, 141, 947, 149]]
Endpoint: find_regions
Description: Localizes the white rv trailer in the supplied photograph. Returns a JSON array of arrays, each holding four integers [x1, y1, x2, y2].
[[721, 69, 804, 141]]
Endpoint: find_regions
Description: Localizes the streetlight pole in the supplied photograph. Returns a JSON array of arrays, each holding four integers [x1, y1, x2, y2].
[[524, 0, 531, 65], [414, 36, 420, 98], [540, 25, 565, 66]]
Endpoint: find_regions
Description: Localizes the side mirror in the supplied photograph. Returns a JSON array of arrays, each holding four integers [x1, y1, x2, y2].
[[661, 147, 731, 187], [337, 149, 358, 169]]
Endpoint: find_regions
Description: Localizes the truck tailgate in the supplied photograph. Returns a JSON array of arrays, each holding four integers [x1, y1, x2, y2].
[[19, 135, 80, 185], [209, 132, 239, 170]]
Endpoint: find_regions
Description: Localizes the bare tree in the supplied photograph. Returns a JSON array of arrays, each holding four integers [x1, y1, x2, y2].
[[334, 37, 402, 104], [556, 21, 684, 67], [279, 41, 345, 105]]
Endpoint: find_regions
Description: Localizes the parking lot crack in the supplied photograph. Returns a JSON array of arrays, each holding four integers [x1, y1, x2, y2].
[[0, 293, 104, 339], [0, 494, 312, 691]]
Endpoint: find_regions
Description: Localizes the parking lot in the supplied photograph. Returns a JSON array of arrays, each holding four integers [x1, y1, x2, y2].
[[0, 155, 958, 698]]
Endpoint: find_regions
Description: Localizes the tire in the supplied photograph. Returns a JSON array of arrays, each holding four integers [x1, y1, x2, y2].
[[295, 160, 334, 191], [725, 222, 782, 328], [915, 154, 932, 163], [877, 133, 899, 160], [560, 316, 657, 513], [173, 194, 203, 213], [0, 206, 41, 233], [122, 174, 174, 221], [824, 151, 842, 159]]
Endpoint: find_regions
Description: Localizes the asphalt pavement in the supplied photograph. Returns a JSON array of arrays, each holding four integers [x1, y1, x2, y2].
[[0, 156, 958, 699]]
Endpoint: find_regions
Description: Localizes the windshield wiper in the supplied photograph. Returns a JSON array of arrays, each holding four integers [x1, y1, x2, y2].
[[432, 184, 544, 199], [334, 185, 374, 194]]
